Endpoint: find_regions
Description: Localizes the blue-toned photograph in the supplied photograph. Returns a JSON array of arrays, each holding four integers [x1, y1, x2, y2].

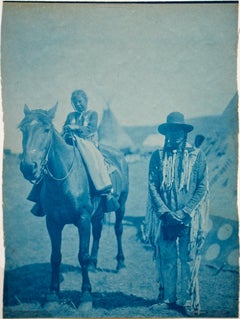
[[1, 2, 238, 318]]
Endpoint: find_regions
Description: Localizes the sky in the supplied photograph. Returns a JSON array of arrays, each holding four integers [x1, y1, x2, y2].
[[1, 2, 238, 153]]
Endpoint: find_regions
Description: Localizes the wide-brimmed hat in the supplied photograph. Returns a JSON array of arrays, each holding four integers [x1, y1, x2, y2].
[[158, 112, 193, 135]]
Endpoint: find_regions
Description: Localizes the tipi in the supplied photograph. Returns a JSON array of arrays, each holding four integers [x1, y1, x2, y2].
[[201, 92, 238, 272], [98, 107, 135, 154], [142, 133, 164, 152]]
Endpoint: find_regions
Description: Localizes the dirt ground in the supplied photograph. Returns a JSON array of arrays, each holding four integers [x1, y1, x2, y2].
[[2, 154, 239, 318]]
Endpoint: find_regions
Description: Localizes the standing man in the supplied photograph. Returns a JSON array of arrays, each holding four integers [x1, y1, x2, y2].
[[145, 112, 209, 315]]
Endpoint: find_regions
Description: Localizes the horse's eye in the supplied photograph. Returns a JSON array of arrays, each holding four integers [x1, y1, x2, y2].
[[44, 128, 50, 133]]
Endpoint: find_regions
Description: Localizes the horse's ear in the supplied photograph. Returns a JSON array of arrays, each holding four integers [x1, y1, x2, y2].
[[24, 104, 31, 115], [48, 102, 58, 119]]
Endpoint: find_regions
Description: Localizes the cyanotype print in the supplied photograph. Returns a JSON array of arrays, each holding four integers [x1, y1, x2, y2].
[[1, 2, 238, 318]]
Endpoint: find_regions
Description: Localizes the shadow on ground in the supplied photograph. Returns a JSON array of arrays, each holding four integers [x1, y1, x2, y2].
[[4, 263, 155, 309], [60, 290, 155, 309], [3, 263, 79, 306]]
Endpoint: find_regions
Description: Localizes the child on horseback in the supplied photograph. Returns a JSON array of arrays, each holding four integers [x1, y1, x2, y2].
[[28, 89, 119, 216], [63, 89, 119, 210]]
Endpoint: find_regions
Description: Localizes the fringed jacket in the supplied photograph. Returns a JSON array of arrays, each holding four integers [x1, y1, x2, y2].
[[145, 145, 209, 248]]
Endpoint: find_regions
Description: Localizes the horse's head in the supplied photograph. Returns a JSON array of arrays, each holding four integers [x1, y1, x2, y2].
[[18, 103, 58, 183]]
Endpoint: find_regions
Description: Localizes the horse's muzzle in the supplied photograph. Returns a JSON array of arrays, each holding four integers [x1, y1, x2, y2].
[[20, 159, 40, 182]]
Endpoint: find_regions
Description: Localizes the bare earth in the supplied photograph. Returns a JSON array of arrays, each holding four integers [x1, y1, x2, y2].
[[2, 154, 239, 318]]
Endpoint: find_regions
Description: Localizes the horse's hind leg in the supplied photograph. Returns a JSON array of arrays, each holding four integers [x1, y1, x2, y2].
[[115, 193, 127, 271], [89, 204, 104, 271], [76, 210, 92, 311], [46, 218, 63, 300]]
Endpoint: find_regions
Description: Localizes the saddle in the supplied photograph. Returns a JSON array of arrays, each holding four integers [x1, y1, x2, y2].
[[99, 144, 124, 198]]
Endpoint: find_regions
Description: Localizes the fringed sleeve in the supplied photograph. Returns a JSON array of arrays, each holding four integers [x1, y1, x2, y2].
[[183, 150, 208, 217], [144, 193, 161, 246], [148, 150, 171, 217], [144, 150, 169, 246]]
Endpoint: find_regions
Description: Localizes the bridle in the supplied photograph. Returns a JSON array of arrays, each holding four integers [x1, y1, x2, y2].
[[42, 130, 76, 182], [23, 119, 76, 184]]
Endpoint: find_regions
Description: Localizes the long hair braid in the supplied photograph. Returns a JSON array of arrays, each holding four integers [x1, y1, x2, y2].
[[177, 135, 187, 184], [161, 133, 188, 191]]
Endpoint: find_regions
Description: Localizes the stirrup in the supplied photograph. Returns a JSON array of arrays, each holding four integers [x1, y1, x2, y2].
[[96, 186, 113, 196], [104, 194, 120, 212]]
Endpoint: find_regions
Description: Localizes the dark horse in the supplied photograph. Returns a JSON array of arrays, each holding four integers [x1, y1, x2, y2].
[[18, 103, 129, 310]]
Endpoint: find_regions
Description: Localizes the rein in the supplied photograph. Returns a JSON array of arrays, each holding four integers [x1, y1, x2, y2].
[[42, 129, 77, 182]]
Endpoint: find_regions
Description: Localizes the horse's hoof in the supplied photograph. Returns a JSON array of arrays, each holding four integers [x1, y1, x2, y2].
[[45, 291, 59, 302], [116, 261, 126, 272], [78, 300, 93, 313], [79, 291, 92, 312], [88, 261, 97, 272]]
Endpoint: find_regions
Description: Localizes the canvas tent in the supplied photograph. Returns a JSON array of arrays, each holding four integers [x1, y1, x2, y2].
[[200, 93, 238, 272], [98, 107, 135, 154], [202, 92, 238, 221], [142, 133, 165, 152], [201, 215, 238, 272]]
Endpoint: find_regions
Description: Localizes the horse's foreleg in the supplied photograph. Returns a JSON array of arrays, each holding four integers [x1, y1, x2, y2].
[[46, 218, 63, 297], [115, 196, 126, 271], [76, 211, 92, 304], [89, 205, 104, 270]]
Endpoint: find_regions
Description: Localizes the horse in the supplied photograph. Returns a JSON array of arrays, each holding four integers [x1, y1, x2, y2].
[[18, 103, 129, 310]]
